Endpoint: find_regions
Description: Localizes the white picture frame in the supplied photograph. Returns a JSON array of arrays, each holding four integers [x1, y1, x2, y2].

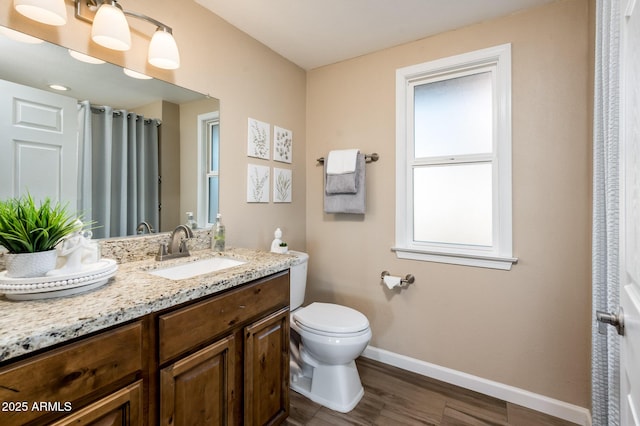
[[273, 126, 292, 163], [273, 168, 292, 203], [247, 118, 270, 159], [247, 164, 270, 203]]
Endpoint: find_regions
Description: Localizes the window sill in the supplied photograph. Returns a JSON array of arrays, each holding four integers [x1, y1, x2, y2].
[[391, 247, 518, 271]]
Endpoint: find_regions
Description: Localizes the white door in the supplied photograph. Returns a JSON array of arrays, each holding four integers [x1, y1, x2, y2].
[[619, 0, 640, 423], [0, 79, 78, 207]]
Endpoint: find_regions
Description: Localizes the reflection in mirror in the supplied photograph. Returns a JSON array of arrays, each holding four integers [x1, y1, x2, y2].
[[0, 26, 220, 238]]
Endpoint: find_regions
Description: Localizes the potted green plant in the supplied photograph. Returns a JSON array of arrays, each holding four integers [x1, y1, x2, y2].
[[276, 241, 288, 254], [0, 194, 82, 278]]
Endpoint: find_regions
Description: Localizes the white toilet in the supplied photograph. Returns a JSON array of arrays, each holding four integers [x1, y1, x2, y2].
[[288, 251, 372, 413]]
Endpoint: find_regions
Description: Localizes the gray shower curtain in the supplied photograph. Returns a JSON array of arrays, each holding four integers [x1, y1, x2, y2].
[[77, 101, 160, 239], [592, 1, 620, 425]]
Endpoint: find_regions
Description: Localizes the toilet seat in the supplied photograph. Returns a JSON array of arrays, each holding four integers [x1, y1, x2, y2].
[[294, 321, 372, 338], [293, 302, 369, 337]]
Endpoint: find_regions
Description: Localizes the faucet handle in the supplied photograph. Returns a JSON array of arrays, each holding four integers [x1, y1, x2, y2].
[[179, 239, 190, 255], [156, 242, 168, 261]]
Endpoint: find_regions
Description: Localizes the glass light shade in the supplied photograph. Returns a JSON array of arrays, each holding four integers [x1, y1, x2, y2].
[[13, 0, 67, 26], [148, 30, 180, 70], [91, 3, 131, 51]]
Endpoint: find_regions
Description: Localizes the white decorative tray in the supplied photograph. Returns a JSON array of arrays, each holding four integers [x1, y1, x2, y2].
[[0, 259, 118, 301]]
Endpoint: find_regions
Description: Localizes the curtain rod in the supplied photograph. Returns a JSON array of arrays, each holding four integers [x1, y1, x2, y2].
[[316, 152, 379, 164], [88, 105, 161, 125]]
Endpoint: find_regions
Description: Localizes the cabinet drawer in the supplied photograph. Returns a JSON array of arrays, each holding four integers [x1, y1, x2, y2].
[[50, 380, 143, 426], [0, 322, 143, 426], [159, 271, 289, 364]]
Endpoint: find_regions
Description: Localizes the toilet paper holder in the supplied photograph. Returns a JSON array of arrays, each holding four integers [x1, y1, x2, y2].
[[380, 270, 415, 285]]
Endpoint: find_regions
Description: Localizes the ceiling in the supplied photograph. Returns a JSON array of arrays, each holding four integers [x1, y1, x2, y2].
[[195, 0, 556, 70]]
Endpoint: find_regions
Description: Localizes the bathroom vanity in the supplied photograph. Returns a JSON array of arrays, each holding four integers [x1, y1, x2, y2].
[[0, 246, 295, 426]]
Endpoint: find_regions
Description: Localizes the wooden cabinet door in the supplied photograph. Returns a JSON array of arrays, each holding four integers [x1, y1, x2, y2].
[[160, 335, 235, 426], [50, 381, 143, 426], [244, 308, 289, 426]]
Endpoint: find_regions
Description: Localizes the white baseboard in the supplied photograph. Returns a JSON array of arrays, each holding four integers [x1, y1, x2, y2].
[[361, 346, 592, 426]]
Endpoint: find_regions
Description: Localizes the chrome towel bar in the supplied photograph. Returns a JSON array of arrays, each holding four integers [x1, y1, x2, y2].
[[316, 152, 379, 164]]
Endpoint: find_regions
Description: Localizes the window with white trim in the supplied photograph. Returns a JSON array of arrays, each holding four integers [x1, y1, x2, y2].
[[197, 111, 220, 228], [394, 44, 516, 270]]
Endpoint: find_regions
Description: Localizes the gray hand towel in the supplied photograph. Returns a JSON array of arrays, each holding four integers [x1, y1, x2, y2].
[[323, 153, 365, 214], [325, 171, 357, 194]]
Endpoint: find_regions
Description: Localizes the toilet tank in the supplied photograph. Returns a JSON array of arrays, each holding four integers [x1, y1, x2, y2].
[[288, 250, 308, 310]]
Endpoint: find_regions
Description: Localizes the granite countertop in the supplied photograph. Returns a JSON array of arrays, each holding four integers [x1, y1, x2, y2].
[[0, 247, 298, 363]]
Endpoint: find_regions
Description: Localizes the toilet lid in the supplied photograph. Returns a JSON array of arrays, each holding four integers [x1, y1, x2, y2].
[[293, 302, 369, 334]]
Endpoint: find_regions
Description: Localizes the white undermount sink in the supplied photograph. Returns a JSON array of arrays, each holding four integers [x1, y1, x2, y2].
[[148, 257, 246, 280]]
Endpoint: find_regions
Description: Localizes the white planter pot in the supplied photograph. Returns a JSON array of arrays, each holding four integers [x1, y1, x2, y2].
[[4, 250, 58, 278]]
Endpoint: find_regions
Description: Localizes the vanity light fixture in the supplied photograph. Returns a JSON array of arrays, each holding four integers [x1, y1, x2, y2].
[[13, 0, 180, 69], [74, 0, 180, 69], [13, 0, 67, 26]]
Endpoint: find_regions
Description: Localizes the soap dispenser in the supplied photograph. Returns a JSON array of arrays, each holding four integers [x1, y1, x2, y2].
[[185, 212, 197, 229], [213, 213, 225, 251]]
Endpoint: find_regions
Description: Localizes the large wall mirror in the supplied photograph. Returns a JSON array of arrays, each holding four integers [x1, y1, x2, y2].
[[0, 26, 220, 238]]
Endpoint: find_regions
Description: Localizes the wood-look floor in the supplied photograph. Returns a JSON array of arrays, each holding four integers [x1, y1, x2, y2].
[[284, 357, 578, 426]]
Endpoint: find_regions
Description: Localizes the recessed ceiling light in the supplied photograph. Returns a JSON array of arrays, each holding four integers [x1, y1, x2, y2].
[[123, 68, 152, 80], [49, 84, 69, 91], [68, 49, 105, 65]]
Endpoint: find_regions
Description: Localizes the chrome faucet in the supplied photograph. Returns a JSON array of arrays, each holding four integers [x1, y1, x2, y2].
[[156, 225, 194, 261], [136, 221, 154, 234]]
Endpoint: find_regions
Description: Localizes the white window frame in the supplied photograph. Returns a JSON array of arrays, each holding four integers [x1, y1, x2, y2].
[[197, 111, 220, 228], [393, 44, 517, 270]]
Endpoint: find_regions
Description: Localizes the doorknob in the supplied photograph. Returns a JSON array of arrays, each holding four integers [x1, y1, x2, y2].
[[596, 307, 625, 336]]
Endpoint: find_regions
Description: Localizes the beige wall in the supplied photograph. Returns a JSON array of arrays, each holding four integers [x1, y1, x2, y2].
[[305, 0, 592, 408], [0, 0, 308, 251]]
